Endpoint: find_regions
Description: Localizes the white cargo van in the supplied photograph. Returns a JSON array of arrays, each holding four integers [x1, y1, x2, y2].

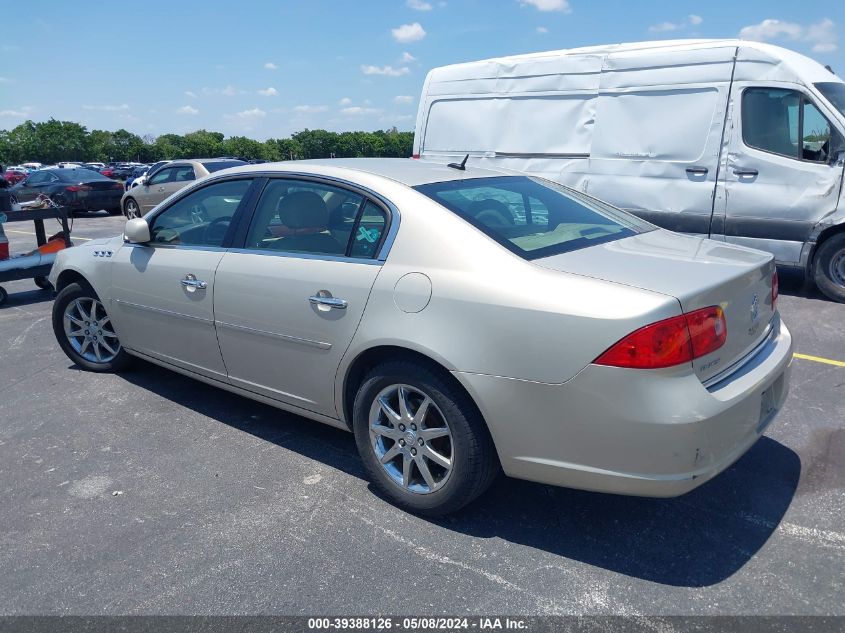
[[413, 39, 845, 301]]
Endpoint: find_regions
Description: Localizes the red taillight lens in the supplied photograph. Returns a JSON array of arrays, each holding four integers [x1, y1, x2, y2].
[[772, 269, 779, 312], [411, 154, 420, 159], [686, 306, 727, 358], [594, 306, 727, 370], [113, 182, 124, 190], [65, 185, 92, 192]]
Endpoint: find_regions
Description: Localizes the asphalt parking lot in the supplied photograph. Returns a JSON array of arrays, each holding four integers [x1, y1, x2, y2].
[[1, 214, 843, 615]]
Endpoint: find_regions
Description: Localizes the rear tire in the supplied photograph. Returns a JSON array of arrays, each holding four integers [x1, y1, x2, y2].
[[0, 286, 7, 306], [52, 282, 131, 372], [813, 233, 845, 303], [352, 360, 499, 516]]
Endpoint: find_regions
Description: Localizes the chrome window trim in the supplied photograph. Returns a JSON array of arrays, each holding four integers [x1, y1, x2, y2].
[[121, 242, 229, 254], [225, 247, 383, 266]]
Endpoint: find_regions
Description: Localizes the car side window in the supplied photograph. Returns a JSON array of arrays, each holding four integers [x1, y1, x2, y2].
[[148, 179, 254, 247], [350, 202, 388, 259], [244, 179, 366, 256], [26, 172, 47, 184], [148, 168, 175, 186], [743, 87, 841, 162], [174, 166, 196, 182]]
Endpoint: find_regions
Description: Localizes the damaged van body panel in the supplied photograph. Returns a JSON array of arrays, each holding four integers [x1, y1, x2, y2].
[[415, 39, 845, 298]]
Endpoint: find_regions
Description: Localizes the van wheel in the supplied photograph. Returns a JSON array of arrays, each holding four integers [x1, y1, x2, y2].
[[352, 360, 499, 516], [813, 233, 845, 303]]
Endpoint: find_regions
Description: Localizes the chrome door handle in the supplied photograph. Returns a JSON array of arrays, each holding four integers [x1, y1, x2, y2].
[[734, 168, 759, 177], [181, 274, 207, 290], [685, 166, 709, 175], [309, 295, 348, 310]]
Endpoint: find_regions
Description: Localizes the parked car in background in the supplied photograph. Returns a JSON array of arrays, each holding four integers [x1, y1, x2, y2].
[[3, 167, 28, 185], [82, 162, 106, 171], [10, 168, 125, 214], [414, 39, 845, 302], [49, 158, 792, 515], [121, 158, 245, 218], [129, 160, 171, 190], [21, 162, 43, 171], [125, 165, 149, 189]]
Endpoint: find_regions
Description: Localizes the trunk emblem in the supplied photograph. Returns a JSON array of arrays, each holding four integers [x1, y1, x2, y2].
[[750, 294, 759, 323]]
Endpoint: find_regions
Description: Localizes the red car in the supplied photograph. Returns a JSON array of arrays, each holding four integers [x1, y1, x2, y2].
[[2, 168, 28, 185]]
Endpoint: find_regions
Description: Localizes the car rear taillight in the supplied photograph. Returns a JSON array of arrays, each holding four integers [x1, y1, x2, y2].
[[412, 154, 420, 159], [65, 185, 92, 192], [594, 306, 727, 370], [772, 269, 779, 312], [112, 182, 124, 190]]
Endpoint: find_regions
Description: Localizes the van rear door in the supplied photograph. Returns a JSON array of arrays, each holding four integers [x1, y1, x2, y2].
[[585, 45, 738, 237]]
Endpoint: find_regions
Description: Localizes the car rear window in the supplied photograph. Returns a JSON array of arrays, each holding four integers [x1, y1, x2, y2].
[[414, 176, 652, 260], [57, 168, 111, 181], [203, 160, 247, 173]]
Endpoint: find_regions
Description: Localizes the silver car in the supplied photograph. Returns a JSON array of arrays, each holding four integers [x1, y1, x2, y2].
[[49, 159, 793, 515]]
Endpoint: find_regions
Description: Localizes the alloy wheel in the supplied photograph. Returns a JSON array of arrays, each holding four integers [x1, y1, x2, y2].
[[368, 384, 454, 494], [63, 297, 121, 364], [125, 200, 141, 219]]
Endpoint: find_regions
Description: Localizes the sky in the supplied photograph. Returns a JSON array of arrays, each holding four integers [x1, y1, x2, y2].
[[1, 0, 843, 140]]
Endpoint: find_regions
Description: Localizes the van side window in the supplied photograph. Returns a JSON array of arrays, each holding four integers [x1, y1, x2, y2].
[[743, 88, 840, 163]]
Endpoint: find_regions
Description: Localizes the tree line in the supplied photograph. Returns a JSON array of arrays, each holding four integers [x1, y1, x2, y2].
[[0, 119, 415, 165]]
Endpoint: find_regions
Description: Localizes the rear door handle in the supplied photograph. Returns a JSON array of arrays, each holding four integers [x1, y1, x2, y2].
[[181, 274, 207, 290], [734, 168, 759, 177], [309, 295, 348, 310], [685, 166, 709, 175]]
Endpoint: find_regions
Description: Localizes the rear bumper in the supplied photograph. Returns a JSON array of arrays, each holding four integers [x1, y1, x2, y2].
[[455, 317, 793, 497], [68, 192, 123, 211]]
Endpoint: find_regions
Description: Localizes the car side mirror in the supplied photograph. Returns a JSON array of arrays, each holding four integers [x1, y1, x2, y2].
[[831, 150, 845, 167], [124, 218, 151, 244]]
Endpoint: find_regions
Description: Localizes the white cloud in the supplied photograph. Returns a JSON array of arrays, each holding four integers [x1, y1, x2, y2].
[[185, 90, 197, 98], [226, 108, 267, 120], [339, 97, 352, 106], [361, 64, 410, 76], [0, 108, 31, 118], [257, 87, 278, 96], [394, 95, 414, 104], [341, 107, 382, 116], [391, 22, 426, 43], [739, 17, 837, 53], [293, 105, 329, 113], [406, 0, 432, 10], [0, 77, 9, 83], [264, 62, 277, 70], [202, 85, 244, 96], [400, 51, 417, 63], [176, 105, 199, 115], [536, 26, 548, 34], [688, 14, 703, 26], [519, 0, 570, 13], [83, 103, 130, 111]]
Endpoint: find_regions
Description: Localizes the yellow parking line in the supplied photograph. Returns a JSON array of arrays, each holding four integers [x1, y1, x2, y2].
[[4, 229, 92, 241], [794, 353, 845, 368]]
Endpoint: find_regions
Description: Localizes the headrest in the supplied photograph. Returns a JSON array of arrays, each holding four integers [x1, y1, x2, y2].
[[277, 191, 329, 229]]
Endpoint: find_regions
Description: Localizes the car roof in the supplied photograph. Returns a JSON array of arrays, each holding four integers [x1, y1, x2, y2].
[[220, 157, 518, 187]]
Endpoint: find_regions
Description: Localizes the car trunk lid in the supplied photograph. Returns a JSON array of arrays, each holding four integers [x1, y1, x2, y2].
[[536, 229, 776, 383]]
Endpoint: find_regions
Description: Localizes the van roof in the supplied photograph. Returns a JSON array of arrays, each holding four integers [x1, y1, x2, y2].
[[426, 39, 840, 87]]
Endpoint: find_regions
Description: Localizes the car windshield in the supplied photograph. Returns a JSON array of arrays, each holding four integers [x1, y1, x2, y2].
[[203, 160, 247, 173], [816, 82, 845, 119], [414, 176, 652, 260]]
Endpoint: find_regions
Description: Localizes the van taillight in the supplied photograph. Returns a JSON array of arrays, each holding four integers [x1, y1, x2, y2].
[[594, 306, 727, 369], [772, 269, 779, 312], [412, 154, 420, 159]]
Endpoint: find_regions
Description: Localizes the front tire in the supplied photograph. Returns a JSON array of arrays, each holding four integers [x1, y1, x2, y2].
[[813, 233, 845, 303], [34, 276, 52, 290], [52, 282, 131, 372], [123, 198, 141, 220], [352, 360, 499, 516]]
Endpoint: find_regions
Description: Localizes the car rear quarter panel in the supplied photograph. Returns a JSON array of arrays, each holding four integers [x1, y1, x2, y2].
[[338, 187, 683, 402]]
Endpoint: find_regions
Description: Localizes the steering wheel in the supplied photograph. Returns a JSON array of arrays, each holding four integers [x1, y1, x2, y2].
[[203, 215, 233, 244], [189, 202, 210, 224]]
